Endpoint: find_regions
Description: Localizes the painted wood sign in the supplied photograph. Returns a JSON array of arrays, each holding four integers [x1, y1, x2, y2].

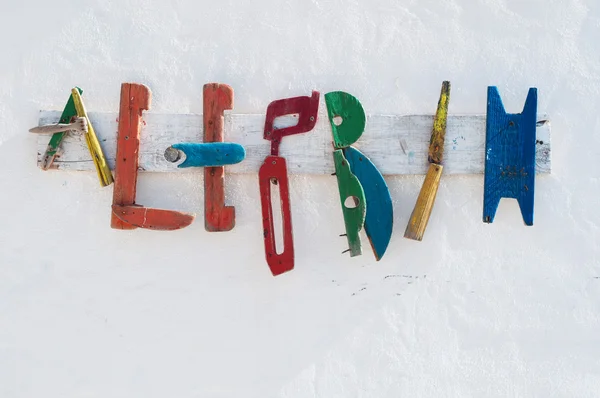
[[34, 113, 551, 176], [29, 81, 551, 275]]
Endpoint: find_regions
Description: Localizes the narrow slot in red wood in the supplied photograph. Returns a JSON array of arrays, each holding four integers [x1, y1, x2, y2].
[[111, 83, 195, 230], [203, 83, 235, 232], [259, 156, 293, 276]]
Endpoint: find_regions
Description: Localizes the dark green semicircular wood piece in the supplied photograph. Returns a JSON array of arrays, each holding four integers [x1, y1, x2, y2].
[[325, 91, 366, 148]]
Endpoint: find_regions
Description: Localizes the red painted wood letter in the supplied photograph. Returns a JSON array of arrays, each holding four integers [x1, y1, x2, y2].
[[203, 83, 235, 232]]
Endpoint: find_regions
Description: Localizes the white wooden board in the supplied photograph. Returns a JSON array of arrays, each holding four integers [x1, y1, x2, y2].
[[36, 111, 551, 175]]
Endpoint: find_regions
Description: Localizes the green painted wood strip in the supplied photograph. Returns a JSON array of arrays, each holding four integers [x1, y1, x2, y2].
[[325, 91, 366, 149], [40, 87, 83, 170], [333, 149, 366, 257]]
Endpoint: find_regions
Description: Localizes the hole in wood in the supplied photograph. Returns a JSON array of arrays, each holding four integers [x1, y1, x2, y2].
[[273, 114, 300, 130], [270, 178, 284, 255], [344, 196, 359, 209], [164, 146, 182, 163], [333, 116, 343, 126]]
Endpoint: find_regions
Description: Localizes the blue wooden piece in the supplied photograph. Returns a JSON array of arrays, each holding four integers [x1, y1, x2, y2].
[[171, 142, 246, 168], [483, 86, 537, 225], [344, 146, 393, 260]]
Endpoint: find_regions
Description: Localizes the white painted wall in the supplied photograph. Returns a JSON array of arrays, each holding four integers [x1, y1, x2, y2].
[[1, 0, 599, 397]]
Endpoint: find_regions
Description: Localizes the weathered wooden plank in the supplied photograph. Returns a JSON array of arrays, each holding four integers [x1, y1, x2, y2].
[[36, 111, 552, 175]]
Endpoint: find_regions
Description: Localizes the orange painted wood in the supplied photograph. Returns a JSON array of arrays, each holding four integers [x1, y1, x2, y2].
[[111, 83, 195, 230], [112, 205, 194, 230], [203, 83, 235, 232], [110, 83, 146, 229]]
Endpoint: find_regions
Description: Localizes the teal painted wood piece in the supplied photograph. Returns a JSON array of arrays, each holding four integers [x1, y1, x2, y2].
[[40, 87, 83, 170], [170, 142, 246, 168], [344, 146, 393, 260], [483, 86, 537, 225]]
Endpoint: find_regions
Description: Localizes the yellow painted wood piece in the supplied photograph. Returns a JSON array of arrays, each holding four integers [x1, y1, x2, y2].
[[404, 81, 450, 241], [428, 81, 450, 164], [71, 88, 114, 187], [404, 163, 443, 241]]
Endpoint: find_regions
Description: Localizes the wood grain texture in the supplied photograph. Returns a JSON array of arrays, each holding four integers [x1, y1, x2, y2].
[[169, 142, 245, 168], [202, 83, 236, 232], [333, 150, 366, 257], [112, 205, 194, 231], [71, 89, 114, 187], [258, 92, 320, 274], [35, 112, 552, 175], [483, 86, 537, 225], [263, 91, 319, 155], [39, 87, 82, 170], [259, 156, 294, 276], [405, 81, 451, 241], [29, 117, 87, 135], [111, 83, 148, 230], [344, 146, 393, 260], [325, 91, 366, 148], [111, 83, 195, 231], [404, 164, 443, 241], [428, 81, 450, 164]]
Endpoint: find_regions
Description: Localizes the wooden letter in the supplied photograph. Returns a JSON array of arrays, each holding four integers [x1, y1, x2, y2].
[[333, 149, 366, 257], [111, 83, 195, 230], [259, 156, 294, 275], [405, 81, 451, 241], [71, 89, 114, 187], [39, 88, 82, 170], [203, 83, 236, 232], [483, 86, 537, 225], [259, 91, 320, 276], [326, 91, 393, 260]]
